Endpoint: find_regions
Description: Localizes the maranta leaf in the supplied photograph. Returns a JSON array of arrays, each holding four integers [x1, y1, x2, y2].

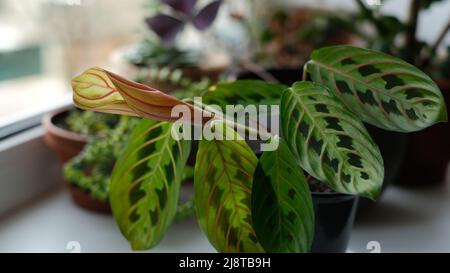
[[306, 46, 447, 132], [203, 80, 287, 109], [202, 80, 286, 137], [194, 123, 264, 252], [281, 81, 384, 200], [252, 139, 314, 253], [110, 119, 191, 250]]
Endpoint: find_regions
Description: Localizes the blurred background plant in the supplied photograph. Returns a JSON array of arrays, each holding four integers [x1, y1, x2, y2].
[[63, 115, 139, 201], [228, 2, 355, 69], [133, 66, 213, 98], [342, 0, 449, 77], [122, 0, 227, 90], [126, 38, 199, 69], [62, 110, 120, 139], [63, 111, 196, 220]]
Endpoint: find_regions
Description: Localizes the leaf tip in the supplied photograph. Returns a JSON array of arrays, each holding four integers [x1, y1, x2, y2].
[[364, 187, 381, 202]]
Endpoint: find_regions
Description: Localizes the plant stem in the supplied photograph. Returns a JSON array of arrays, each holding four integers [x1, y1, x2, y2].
[[430, 20, 450, 56], [431, 20, 450, 54], [302, 64, 308, 81], [174, 198, 196, 222], [355, 0, 385, 34], [239, 59, 280, 83], [421, 20, 450, 68], [405, 0, 421, 63], [196, 102, 275, 141], [203, 30, 279, 83]]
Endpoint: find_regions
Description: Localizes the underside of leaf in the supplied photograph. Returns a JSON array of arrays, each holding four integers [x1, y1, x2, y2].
[[194, 123, 264, 253], [252, 139, 314, 253]]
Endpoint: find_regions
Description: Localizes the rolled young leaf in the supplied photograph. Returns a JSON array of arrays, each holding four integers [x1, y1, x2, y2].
[[194, 122, 264, 252], [281, 81, 384, 200], [251, 139, 314, 253], [305, 45, 448, 132], [72, 67, 205, 123], [72, 67, 138, 117], [110, 119, 191, 250]]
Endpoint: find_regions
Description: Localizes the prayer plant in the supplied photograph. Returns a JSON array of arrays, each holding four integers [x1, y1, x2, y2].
[[71, 45, 447, 252]]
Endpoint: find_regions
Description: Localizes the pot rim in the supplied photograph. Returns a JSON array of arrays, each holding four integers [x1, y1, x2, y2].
[[42, 106, 88, 143]]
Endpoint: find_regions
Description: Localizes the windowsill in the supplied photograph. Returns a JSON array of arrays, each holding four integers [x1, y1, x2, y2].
[[0, 75, 72, 138], [0, 189, 215, 253], [0, 178, 449, 253]]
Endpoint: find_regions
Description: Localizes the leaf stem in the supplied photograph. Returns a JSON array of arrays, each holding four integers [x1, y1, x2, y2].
[[239, 59, 280, 83], [174, 198, 196, 222], [196, 101, 275, 140], [421, 20, 450, 68], [355, 0, 385, 34], [405, 0, 421, 63], [302, 64, 308, 81]]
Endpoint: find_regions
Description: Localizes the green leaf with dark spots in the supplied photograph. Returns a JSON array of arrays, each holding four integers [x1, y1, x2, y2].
[[306, 45, 447, 132], [203, 80, 287, 109], [252, 139, 314, 253], [194, 123, 264, 253], [281, 81, 384, 200], [202, 80, 286, 136], [110, 119, 191, 250]]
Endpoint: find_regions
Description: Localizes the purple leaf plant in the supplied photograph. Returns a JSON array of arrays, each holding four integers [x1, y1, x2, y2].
[[146, 0, 223, 47]]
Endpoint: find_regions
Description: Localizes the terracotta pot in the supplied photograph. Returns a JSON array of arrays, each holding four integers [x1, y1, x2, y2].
[[66, 183, 111, 214], [395, 79, 450, 186], [42, 107, 87, 163], [43, 108, 111, 214]]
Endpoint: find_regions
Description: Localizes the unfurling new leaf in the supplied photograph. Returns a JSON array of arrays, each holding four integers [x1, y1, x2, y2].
[[72, 67, 204, 123]]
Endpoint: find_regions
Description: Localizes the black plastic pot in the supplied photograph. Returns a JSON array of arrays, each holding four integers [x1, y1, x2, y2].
[[311, 193, 358, 253]]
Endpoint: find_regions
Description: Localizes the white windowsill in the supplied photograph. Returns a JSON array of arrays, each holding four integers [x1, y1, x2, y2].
[[0, 178, 449, 253]]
